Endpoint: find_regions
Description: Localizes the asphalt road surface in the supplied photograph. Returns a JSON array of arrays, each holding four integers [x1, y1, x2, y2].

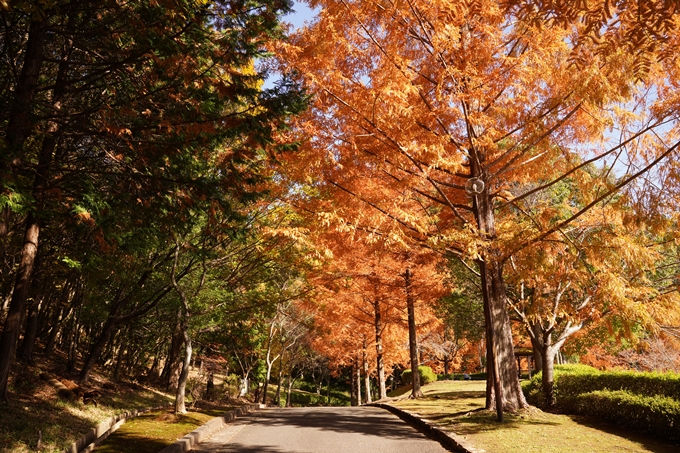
[[192, 406, 453, 453]]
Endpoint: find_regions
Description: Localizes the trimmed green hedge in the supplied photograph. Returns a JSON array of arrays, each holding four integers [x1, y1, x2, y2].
[[521, 364, 680, 441], [401, 366, 437, 385], [560, 370, 680, 401], [572, 390, 680, 440], [523, 364, 680, 403]]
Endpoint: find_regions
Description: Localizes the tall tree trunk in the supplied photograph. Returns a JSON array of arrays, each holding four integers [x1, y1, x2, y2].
[[165, 313, 184, 390], [20, 297, 41, 363], [20, 263, 47, 363], [541, 343, 556, 407], [350, 362, 357, 406], [0, 206, 9, 278], [374, 297, 387, 400], [531, 323, 544, 373], [470, 155, 526, 413], [479, 258, 504, 421], [274, 354, 284, 405], [171, 243, 201, 414], [0, 16, 69, 399], [262, 319, 279, 405], [286, 374, 294, 407], [66, 302, 83, 375], [149, 351, 162, 379], [44, 273, 78, 355], [362, 340, 372, 404], [405, 268, 423, 398], [44, 305, 65, 356], [356, 355, 362, 405], [0, 187, 46, 398], [175, 334, 192, 414], [79, 316, 118, 383], [262, 360, 274, 405], [0, 182, 44, 398]]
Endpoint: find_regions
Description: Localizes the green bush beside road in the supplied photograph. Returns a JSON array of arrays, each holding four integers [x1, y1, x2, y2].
[[522, 364, 680, 441], [401, 366, 437, 385]]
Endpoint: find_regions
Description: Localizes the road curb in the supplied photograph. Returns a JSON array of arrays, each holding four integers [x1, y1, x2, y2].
[[63, 404, 172, 453], [157, 403, 264, 453], [370, 403, 485, 453]]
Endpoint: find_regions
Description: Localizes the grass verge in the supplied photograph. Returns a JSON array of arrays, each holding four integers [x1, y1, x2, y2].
[[94, 406, 231, 453], [391, 380, 679, 453]]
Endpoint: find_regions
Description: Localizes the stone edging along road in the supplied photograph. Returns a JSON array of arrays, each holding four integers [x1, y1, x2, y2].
[[63, 404, 172, 453], [157, 403, 264, 453], [368, 403, 485, 453]]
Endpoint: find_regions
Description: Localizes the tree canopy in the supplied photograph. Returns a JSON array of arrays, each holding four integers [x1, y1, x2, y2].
[[1, 0, 680, 423]]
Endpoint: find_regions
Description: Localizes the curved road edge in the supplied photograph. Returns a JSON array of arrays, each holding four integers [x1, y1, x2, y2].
[[157, 403, 264, 453], [368, 403, 485, 453]]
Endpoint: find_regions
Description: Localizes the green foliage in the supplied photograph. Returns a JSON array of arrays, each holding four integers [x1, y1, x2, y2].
[[436, 262, 485, 344], [293, 380, 349, 402], [521, 364, 680, 441], [286, 390, 350, 407], [401, 366, 437, 385], [220, 374, 241, 399], [573, 391, 680, 441], [522, 364, 601, 406]]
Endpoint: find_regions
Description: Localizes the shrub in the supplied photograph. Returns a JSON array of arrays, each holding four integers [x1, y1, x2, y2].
[[521, 364, 680, 441], [401, 366, 437, 385], [525, 365, 680, 402], [573, 390, 680, 440], [221, 374, 241, 399]]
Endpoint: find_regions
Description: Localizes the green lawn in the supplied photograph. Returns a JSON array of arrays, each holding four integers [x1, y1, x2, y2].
[[93, 408, 220, 453], [390, 380, 679, 453]]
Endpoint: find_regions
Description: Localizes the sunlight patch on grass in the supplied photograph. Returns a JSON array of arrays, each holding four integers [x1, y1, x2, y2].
[[94, 409, 215, 453], [390, 381, 679, 453]]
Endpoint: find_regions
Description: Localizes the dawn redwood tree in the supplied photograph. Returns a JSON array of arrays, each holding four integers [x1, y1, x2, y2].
[[315, 239, 407, 400], [308, 227, 445, 399], [279, 0, 679, 411]]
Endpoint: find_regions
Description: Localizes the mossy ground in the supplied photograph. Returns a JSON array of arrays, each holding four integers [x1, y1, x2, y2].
[[391, 380, 679, 453]]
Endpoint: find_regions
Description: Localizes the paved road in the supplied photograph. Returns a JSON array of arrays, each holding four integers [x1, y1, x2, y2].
[[192, 406, 452, 453]]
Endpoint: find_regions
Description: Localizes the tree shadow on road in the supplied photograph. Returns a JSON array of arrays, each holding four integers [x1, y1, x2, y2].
[[257, 406, 436, 441], [195, 442, 292, 452]]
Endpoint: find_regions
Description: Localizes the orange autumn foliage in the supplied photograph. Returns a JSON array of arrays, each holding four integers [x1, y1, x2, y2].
[[277, 0, 680, 410], [309, 231, 447, 381]]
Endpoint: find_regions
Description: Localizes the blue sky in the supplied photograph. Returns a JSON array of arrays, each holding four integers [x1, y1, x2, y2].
[[283, 1, 319, 30]]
